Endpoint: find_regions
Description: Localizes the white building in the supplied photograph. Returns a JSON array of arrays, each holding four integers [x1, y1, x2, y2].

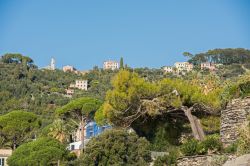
[[163, 66, 173, 73], [69, 80, 88, 90], [75, 80, 88, 90], [103, 60, 119, 70], [0, 149, 12, 166], [201, 62, 215, 71], [174, 62, 193, 72]]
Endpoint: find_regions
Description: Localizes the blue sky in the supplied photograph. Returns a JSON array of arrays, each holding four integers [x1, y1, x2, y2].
[[0, 0, 250, 70]]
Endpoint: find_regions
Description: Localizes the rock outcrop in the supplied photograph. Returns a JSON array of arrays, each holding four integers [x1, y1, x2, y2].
[[223, 154, 250, 166], [220, 97, 250, 146]]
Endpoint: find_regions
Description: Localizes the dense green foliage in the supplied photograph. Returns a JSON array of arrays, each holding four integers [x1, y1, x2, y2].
[[56, 97, 102, 124], [181, 134, 222, 156], [201, 116, 220, 134], [0, 54, 80, 116], [186, 48, 250, 65], [1, 50, 250, 165], [99, 69, 223, 142], [0, 110, 41, 149], [181, 139, 203, 156], [78, 129, 151, 166], [7, 137, 69, 166]]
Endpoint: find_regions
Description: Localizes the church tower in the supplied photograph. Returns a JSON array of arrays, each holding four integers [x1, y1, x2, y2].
[[50, 58, 55, 70]]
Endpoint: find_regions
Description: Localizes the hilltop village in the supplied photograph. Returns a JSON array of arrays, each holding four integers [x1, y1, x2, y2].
[[42, 56, 222, 98], [0, 48, 250, 165]]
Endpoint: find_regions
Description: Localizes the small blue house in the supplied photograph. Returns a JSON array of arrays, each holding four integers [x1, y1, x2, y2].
[[85, 121, 112, 139], [68, 121, 112, 155]]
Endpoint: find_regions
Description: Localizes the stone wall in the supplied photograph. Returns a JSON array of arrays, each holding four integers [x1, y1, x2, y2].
[[220, 97, 250, 146], [177, 155, 209, 166], [176, 154, 235, 166]]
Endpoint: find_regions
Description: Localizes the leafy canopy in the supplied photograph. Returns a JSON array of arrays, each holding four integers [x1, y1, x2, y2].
[[56, 97, 102, 122], [99, 70, 223, 127], [7, 137, 68, 166], [0, 110, 41, 149], [79, 129, 151, 166]]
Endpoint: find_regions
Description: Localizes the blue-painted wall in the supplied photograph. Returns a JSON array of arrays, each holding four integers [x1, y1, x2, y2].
[[85, 121, 111, 139]]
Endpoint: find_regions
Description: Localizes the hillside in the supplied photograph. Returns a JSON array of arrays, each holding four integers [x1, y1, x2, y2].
[[0, 51, 250, 165]]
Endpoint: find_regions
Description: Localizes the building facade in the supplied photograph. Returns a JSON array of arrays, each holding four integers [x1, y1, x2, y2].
[[0, 149, 12, 166], [163, 66, 173, 73], [75, 80, 88, 90], [200, 62, 215, 71], [69, 80, 88, 90], [103, 61, 119, 70], [174, 62, 193, 72], [63, 65, 76, 72], [68, 121, 111, 157], [65, 89, 74, 97]]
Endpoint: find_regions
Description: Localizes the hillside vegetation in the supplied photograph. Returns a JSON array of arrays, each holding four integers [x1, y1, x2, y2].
[[1, 49, 250, 165]]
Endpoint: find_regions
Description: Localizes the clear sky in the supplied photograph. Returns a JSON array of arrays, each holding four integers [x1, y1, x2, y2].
[[0, 0, 250, 70]]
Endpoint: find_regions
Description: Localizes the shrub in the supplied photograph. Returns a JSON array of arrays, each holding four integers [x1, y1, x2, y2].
[[201, 116, 220, 134], [223, 142, 238, 154], [78, 129, 151, 165], [180, 139, 205, 156], [237, 116, 250, 155], [7, 137, 68, 166], [201, 134, 222, 153], [181, 135, 222, 156]]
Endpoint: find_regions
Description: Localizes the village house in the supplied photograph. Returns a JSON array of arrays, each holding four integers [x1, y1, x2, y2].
[[0, 149, 12, 166], [200, 62, 216, 71], [174, 62, 193, 73], [63, 65, 76, 72], [163, 66, 173, 73], [69, 80, 88, 91], [65, 89, 74, 97], [75, 80, 88, 90], [103, 60, 119, 70]]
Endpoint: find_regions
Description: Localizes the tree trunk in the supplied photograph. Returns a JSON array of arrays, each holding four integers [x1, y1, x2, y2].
[[183, 107, 205, 141], [13, 136, 16, 150], [81, 117, 85, 152]]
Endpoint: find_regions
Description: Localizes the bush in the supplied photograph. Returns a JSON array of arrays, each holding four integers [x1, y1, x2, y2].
[[201, 134, 222, 153], [201, 116, 220, 134], [180, 139, 205, 156], [223, 142, 238, 154], [237, 116, 250, 155], [181, 135, 223, 156], [7, 137, 68, 166], [78, 129, 151, 165]]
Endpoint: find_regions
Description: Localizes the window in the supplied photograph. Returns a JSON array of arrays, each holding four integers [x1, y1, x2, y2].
[[0, 158, 5, 166]]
